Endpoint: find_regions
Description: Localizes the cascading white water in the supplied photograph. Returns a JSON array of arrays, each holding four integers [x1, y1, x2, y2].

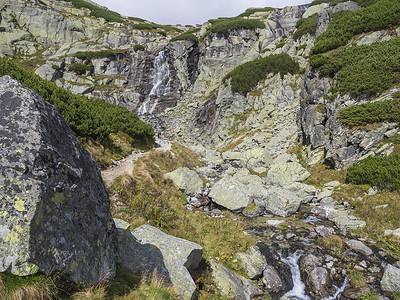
[[138, 50, 171, 115], [281, 251, 348, 300]]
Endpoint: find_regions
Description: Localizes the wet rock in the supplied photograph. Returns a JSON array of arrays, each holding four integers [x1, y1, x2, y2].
[[210, 261, 263, 300], [306, 267, 332, 298], [315, 225, 335, 237], [0, 76, 117, 284], [263, 265, 286, 292], [345, 240, 373, 257], [380, 264, 400, 292], [236, 246, 267, 279], [132, 224, 203, 299], [267, 162, 310, 186], [164, 167, 203, 196]]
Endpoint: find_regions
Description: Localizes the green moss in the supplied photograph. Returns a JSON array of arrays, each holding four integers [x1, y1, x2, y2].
[[223, 53, 300, 95]]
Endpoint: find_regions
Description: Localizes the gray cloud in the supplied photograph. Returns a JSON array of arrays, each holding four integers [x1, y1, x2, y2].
[[93, 0, 309, 25]]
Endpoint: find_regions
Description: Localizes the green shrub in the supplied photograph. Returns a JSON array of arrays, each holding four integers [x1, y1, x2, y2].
[[311, 0, 400, 54], [237, 7, 274, 17], [132, 23, 156, 31], [133, 44, 145, 52], [311, 39, 400, 97], [64, 0, 124, 23], [68, 63, 93, 75], [74, 50, 118, 60], [128, 16, 146, 23], [223, 53, 300, 94], [0, 58, 154, 143], [346, 154, 400, 190], [170, 32, 199, 43], [338, 99, 400, 127], [309, 0, 378, 6], [276, 40, 286, 48], [206, 17, 265, 35], [293, 14, 317, 40]]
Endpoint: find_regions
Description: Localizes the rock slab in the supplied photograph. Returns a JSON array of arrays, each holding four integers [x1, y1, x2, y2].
[[0, 76, 116, 284]]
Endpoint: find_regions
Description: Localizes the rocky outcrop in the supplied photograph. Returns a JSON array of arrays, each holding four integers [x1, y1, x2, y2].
[[0, 76, 117, 284]]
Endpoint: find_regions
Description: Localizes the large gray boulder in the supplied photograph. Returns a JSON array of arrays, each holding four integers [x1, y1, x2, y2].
[[164, 167, 203, 196], [132, 224, 203, 300], [261, 186, 303, 217], [381, 264, 400, 292], [210, 261, 263, 300], [0, 76, 117, 284], [267, 162, 310, 186]]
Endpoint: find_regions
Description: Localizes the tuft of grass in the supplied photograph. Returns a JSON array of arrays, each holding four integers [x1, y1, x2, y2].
[[319, 235, 344, 256], [348, 271, 367, 289], [0, 273, 57, 300]]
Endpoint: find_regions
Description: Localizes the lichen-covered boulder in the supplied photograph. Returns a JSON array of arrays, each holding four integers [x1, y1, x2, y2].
[[0, 76, 117, 284], [164, 167, 203, 196], [261, 186, 303, 217], [132, 224, 203, 300], [210, 261, 263, 300], [267, 162, 310, 186], [381, 264, 400, 292], [236, 246, 266, 279]]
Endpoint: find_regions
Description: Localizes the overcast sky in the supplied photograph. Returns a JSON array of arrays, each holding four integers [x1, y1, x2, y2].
[[92, 0, 309, 25]]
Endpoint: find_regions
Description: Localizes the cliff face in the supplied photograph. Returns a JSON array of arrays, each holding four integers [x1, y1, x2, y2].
[[2, 0, 400, 169]]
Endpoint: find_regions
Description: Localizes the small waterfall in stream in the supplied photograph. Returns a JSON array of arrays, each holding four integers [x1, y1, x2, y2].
[[281, 251, 348, 300], [138, 50, 171, 115]]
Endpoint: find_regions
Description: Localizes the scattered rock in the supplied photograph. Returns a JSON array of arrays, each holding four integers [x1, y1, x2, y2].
[[345, 240, 373, 257]]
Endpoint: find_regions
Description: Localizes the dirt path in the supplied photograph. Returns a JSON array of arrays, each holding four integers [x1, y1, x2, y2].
[[101, 138, 171, 186]]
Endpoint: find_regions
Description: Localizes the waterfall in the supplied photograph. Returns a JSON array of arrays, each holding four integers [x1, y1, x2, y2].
[[138, 50, 171, 115], [281, 251, 348, 300]]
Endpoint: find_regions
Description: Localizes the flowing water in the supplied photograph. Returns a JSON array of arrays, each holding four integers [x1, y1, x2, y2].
[[138, 50, 171, 115]]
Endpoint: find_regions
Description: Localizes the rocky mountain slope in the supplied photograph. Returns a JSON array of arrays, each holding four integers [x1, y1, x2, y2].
[[2, 0, 400, 298]]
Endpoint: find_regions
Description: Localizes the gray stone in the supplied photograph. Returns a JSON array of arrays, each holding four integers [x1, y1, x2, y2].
[[345, 240, 374, 257], [35, 63, 63, 82], [236, 246, 266, 279], [267, 162, 310, 186], [164, 167, 203, 196], [0, 76, 116, 284], [343, 286, 371, 299], [244, 148, 272, 172], [263, 265, 286, 292], [261, 186, 303, 217], [132, 225, 203, 300], [210, 261, 263, 300], [324, 181, 340, 188], [209, 176, 252, 211], [315, 226, 335, 237], [306, 267, 332, 298], [381, 264, 400, 292]]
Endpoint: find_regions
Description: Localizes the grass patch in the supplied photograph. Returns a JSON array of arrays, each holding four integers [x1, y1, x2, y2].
[[68, 63, 93, 75], [346, 154, 400, 190], [0, 57, 154, 147], [311, 39, 400, 97], [319, 235, 344, 256], [0, 273, 57, 300], [311, 0, 400, 54], [304, 163, 346, 188], [237, 7, 274, 17], [293, 14, 317, 40], [64, 0, 124, 23], [223, 53, 300, 95], [348, 271, 367, 288], [110, 142, 253, 266]]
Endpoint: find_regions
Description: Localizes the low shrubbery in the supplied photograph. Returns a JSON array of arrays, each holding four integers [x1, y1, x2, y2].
[[68, 63, 93, 75], [346, 154, 400, 190], [310, 39, 400, 97], [0, 58, 154, 144], [64, 0, 124, 23], [132, 23, 181, 33], [223, 53, 300, 94], [238, 7, 274, 17], [311, 0, 400, 54], [170, 32, 199, 43], [338, 99, 400, 127], [309, 0, 378, 6], [133, 44, 145, 52], [293, 14, 317, 40], [206, 17, 265, 35], [73, 50, 120, 60]]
